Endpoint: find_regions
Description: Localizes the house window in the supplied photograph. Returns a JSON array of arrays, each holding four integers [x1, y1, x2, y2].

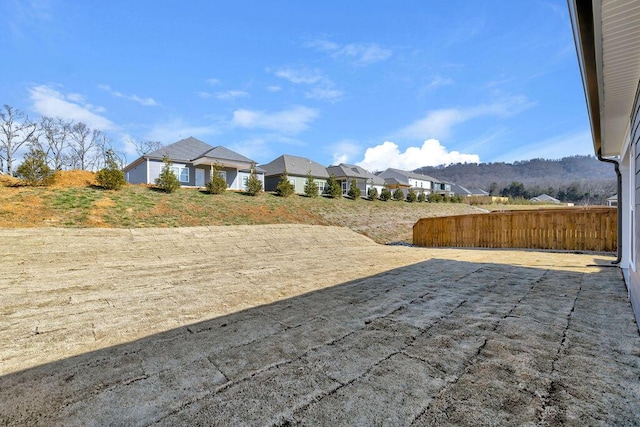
[[342, 181, 348, 193], [289, 178, 296, 186], [317, 181, 325, 192], [170, 166, 189, 183]]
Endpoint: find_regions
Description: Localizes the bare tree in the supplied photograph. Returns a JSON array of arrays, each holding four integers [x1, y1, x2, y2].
[[127, 137, 164, 156], [39, 117, 74, 171], [69, 122, 103, 170], [0, 105, 37, 176]]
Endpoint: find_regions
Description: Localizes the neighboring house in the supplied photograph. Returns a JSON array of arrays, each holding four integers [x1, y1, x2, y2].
[[377, 168, 452, 197], [124, 137, 264, 190], [569, 0, 639, 325], [607, 194, 618, 208], [451, 184, 490, 198], [529, 194, 561, 204], [260, 154, 329, 194], [326, 164, 386, 196]]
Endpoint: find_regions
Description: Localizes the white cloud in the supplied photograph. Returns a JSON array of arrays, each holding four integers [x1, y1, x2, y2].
[[206, 78, 220, 86], [266, 85, 282, 92], [337, 43, 392, 66], [29, 85, 115, 130], [306, 38, 392, 66], [357, 139, 480, 171], [330, 140, 362, 165], [273, 67, 324, 84], [398, 96, 534, 140], [231, 106, 319, 134], [305, 87, 343, 102], [143, 118, 222, 143], [98, 83, 159, 106], [215, 90, 250, 101], [425, 75, 454, 90]]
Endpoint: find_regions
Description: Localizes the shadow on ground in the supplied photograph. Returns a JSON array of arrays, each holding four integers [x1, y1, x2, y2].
[[1, 256, 638, 426]]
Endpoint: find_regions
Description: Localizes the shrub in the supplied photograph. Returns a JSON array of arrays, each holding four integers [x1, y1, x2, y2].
[[16, 145, 54, 186], [96, 149, 126, 190], [406, 188, 417, 202], [326, 174, 342, 198], [276, 170, 295, 197], [304, 171, 319, 198], [155, 156, 181, 193], [206, 162, 227, 194], [347, 179, 361, 200], [417, 191, 426, 203], [367, 187, 378, 201], [393, 188, 405, 201], [245, 163, 263, 196], [428, 193, 444, 203], [379, 188, 392, 201]]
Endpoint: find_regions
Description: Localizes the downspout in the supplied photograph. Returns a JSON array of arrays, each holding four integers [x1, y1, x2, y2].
[[597, 148, 622, 264]]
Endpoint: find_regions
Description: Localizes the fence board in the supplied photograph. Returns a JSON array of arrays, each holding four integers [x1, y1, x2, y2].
[[413, 207, 617, 252]]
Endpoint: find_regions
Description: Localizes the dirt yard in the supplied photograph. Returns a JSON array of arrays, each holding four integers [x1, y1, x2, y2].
[[1, 225, 639, 425]]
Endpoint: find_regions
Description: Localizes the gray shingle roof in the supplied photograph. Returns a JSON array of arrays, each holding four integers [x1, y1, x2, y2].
[[146, 137, 213, 162], [198, 145, 255, 164], [260, 155, 329, 178], [326, 164, 384, 185], [146, 137, 256, 164], [379, 168, 441, 183]]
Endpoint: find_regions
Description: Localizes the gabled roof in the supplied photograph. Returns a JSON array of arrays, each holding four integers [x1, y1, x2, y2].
[[125, 137, 258, 171], [260, 154, 329, 178], [197, 145, 255, 164], [530, 194, 561, 203], [377, 168, 441, 185], [451, 184, 490, 196], [326, 163, 385, 185], [147, 137, 213, 162]]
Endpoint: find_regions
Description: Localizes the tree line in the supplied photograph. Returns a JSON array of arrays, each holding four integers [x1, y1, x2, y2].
[[0, 104, 164, 177]]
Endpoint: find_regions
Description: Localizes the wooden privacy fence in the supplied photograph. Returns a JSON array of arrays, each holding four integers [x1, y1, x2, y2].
[[413, 207, 617, 252]]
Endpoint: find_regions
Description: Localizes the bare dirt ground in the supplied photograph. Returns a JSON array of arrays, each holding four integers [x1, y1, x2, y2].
[[1, 225, 639, 426]]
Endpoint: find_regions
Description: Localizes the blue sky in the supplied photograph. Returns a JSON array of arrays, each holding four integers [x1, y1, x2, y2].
[[1, 0, 592, 171]]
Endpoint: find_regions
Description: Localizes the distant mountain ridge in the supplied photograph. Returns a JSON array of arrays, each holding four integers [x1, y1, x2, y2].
[[414, 155, 617, 203]]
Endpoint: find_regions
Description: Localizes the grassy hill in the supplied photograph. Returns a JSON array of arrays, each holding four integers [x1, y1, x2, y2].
[[0, 171, 484, 243]]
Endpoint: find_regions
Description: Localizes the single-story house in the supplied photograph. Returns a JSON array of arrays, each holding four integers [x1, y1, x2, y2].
[[607, 194, 618, 208], [326, 164, 386, 197], [451, 184, 490, 198], [260, 154, 329, 194], [530, 194, 561, 204], [569, 0, 639, 325], [124, 137, 264, 190], [377, 168, 452, 197]]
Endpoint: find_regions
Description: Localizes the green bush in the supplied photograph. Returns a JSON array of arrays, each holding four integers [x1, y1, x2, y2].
[[427, 193, 443, 203], [406, 188, 417, 202], [276, 170, 295, 197], [206, 162, 227, 194], [393, 188, 405, 201], [367, 187, 378, 201], [417, 191, 426, 203], [245, 163, 263, 196], [326, 174, 342, 198], [16, 145, 54, 186], [304, 171, 319, 198], [379, 188, 392, 201], [155, 156, 181, 193], [347, 180, 361, 200], [96, 149, 126, 190]]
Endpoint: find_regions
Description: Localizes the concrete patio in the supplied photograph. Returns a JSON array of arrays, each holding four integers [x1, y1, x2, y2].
[[0, 225, 638, 425]]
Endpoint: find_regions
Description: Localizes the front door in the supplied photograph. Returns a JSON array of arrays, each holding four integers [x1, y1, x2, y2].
[[195, 169, 205, 187]]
